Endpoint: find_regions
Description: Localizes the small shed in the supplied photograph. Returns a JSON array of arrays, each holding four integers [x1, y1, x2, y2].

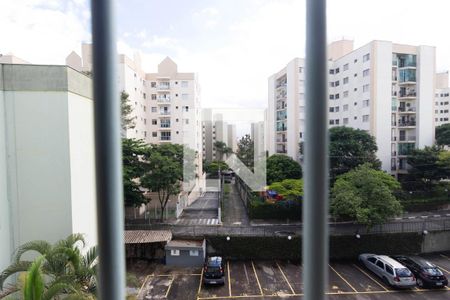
[[125, 230, 172, 261], [165, 239, 206, 267]]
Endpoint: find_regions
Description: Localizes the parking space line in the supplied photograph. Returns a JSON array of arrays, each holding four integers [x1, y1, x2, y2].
[[197, 267, 204, 299], [251, 261, 264, 296], [329, 264, 357, 292], [434, 262, 450, 274], [352, 264, 389, 291], [137, 274, 150, 299], [276, 262, 295, 294], [164, 275, 174, 298], [227, 261, 232, 296], [440, 254, 450, 261]]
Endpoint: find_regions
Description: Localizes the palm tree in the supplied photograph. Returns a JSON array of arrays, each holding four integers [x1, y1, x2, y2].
[[0, 234, 98, 298], [214, 141, 233, 161]]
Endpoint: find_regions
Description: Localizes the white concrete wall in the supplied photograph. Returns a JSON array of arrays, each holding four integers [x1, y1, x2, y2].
[[0, 89, 12, 273], [417, 46, 436, 148], [4, 91, 73, 248], [373, 41, 394, 172], [286, 60, 299, 160], [67, 93, 98, 247]]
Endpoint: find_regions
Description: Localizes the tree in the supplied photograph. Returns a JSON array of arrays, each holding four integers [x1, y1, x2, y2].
[[436, 123, 450, 147], [329, 126, 381, 181], [122, 138, 148, 207], [0, 234, 98, 298], [213, 141, 232, 161], [330, 164, 402, 226], [141, 145, 183, 221], [237, 134, 254, 169], [203, 160, 229, 175], [268, 179, 303, 201], [121, 91, 136, 131], [407, 145, 444, 190], [437, 150, 450, 178], [266, 154, 302, 185]]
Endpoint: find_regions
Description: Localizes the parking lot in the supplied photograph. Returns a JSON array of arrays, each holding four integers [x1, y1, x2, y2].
[[137, 253, 450, 299]]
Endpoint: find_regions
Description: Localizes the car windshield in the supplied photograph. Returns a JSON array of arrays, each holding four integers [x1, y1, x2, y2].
[[423, 268, 443, 276], [395, 268, 412, 277]]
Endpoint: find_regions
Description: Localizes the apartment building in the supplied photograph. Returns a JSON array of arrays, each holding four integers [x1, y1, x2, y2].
[[267, 58, 305, 160], [435, 71, 450, 126], [201, 110, 237, 162], [268, 40, 436, 175], [0, 63, 97, 273]]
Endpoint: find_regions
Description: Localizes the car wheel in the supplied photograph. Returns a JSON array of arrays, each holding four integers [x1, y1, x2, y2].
[[417, 278, 423, 288]]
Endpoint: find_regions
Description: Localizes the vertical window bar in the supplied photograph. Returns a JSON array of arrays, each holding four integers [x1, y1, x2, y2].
[[303, 0, 328, 300], [90, 0, 126, 299]]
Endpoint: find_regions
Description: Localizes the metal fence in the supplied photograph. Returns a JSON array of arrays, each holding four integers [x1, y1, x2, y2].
[[124, 218, 450, 237]]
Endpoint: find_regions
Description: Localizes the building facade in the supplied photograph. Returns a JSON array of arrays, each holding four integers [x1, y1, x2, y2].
[[435, 72, 450, 127], [268, 40, 436, 175], [0, 63, 98, 273]]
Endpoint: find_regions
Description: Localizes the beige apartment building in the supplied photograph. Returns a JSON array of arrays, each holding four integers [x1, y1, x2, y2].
[[268, 40, 436, 176], [435, 72, 450, 127]]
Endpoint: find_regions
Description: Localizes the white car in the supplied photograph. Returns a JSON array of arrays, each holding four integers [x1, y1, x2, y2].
[[359, 254, 416, 288]]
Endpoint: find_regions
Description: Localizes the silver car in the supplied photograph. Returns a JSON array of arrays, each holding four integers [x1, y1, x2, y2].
[[359, 254, 416, 288]]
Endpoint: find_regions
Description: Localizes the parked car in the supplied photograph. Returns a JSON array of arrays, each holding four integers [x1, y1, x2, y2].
[[203, 256, 225, 285], [391, 255, 448, 288], [358, 254, 416, 288]]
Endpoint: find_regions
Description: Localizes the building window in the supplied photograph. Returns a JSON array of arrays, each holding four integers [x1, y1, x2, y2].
[[343, 63, 349, 71], [329, 69, 335, 75], [182, 93, 189, 100], [343, 91, 349, 98], [354, 102, 357, 106], [143, 106, 146, 112], [184, 106, 189, 112], [335, 80, 340, 86], [363, 84, 370, 93], [335, 106, 340, 112], [185, 119, 189, 124], [330, 82, 335, 87], [363, 53, 370, 62], [354, 88, 357, 91], [189, 250, 199, 256], [354, 116, 357, 120], [329, 119, 335, 125], [151, 94, 157, 100], [343, 104, 349, 111], [343, 77, 349, 84], [161, 131, 171, 141], [363, 115, 369, 122], [170, 249, 180, 256], [363, 69, 370, 77], [354, 59, 358, 63], [335, 119, 340, 125], [299, 67, 304, 73], [144, 131, 147, 137], [151, 107, 157, 112], [329, 95, 334, 100], [343, 118, 349, 125], [181, 81, 189, 88], [363, 99, 369, 107], [335, 93, 340, 99], [152, 132, 157, 137], [329, 107, 334, 112], [143, 93, 146, 99], [144, 119, 147, 125], [151, 82, 156, 88], [335, 68, 340, 74], [152, 119, 157, 125]]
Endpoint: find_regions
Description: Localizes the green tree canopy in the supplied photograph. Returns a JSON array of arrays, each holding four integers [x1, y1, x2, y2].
[[214, 141, 232, 161], [266, 154, 302, 185], [121, 91, 135, 131], [236, 134, 254, 169], [141, 144, 184, 221], [203, 160, 229, 175], [436, 123, 450, 146], [406, 145, 445, 190], [330, 164, 402, 226], [122, 138, 148, 207], [268, 179, 303, 202], [329, 126, 381, 181]]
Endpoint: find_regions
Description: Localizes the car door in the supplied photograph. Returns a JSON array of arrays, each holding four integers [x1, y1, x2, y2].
[[375, 260, 385, 278], [385, 264, 395, 284]]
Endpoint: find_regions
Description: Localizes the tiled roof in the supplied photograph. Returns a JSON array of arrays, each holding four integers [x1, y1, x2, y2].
[[124, 230, 172, 244]]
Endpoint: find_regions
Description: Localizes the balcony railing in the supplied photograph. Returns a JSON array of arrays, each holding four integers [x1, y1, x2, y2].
[[157, 97, 171, 103], [391, 136, 397, 141], [276, 138, 288, 143], [157, 85, 170, 90], [160, 123, 171, 128], [399, 136, 416, 142], [159, 111, 171, 115], [398, 121, 416, 127], [398, 107, 416, 112], [399, 92, 416, 98], [160, 136, 171, 141], [391, 151, 397, 156]]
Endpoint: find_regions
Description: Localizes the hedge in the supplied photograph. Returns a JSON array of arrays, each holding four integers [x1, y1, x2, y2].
[[206, 233, 423, 260], [248, 199, 302, 220]]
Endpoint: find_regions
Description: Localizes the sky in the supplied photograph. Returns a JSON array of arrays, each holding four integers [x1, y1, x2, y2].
[[2, 0, 450, 112]]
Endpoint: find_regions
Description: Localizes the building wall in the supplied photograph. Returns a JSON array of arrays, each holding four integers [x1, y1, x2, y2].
[[165, 247, 205, 267], [0, 64, 97, 263]]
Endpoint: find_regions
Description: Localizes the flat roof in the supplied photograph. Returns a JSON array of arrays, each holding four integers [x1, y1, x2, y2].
[[124, 230, 172, 244], [166, 239, 204, 248]]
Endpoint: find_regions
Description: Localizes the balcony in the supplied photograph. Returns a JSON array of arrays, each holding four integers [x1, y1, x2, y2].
[[160, 123, 171, 129], [391, 121, 397, 126], [398, 54, 417, 68], [391, 136, 397, 141], [391, 151, 397, 156], [160, 136, 171, 141], [399, 135, 416, 142], [159, 111, 171, 115], [276, 137, 288, 143], [398, 120, 416, 127], [398, 107, 416, 113], [157, 97, 171, 103], [157, 84, 170, 91], [399, 92, 416, 98]]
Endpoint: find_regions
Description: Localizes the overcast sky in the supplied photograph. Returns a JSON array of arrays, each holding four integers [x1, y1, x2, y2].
[[2, 0, 450, 111]]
